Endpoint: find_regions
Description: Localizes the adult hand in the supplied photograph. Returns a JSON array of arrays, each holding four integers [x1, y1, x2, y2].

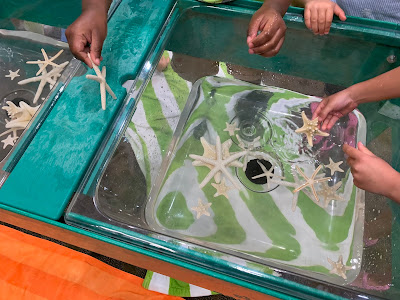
[[304, 0, 346, 35], [312, 88, 358, 131], [247, 5, 287, 57], [66, 9, 107, 68], [344, 142, 400, 202]]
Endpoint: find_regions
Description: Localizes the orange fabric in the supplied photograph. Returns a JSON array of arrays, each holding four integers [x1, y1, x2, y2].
[[0, 224, 183, 300]]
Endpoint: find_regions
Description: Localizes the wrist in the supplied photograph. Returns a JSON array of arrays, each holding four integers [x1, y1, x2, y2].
[[347, 84, 365, 105], [82, 0, 110, 16], [261, 1, 288, 16]]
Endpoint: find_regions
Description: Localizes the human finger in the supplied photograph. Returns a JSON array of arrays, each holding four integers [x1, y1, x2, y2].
[[251, 27, 285, 54], [343, 144, 360, 159], [259, 35, 285, 57], [334, 4, 347, 21], [68, 33, 92, 67], [318, 9, 326, 35], [247, 16, 262, 48], [304, 7, 312, 30], [357, 142, 375, 156], [310, 7, 319, 34], [325, 114, 340, 130], [90, 29, 104, 66], [324, 8, 333, 34]]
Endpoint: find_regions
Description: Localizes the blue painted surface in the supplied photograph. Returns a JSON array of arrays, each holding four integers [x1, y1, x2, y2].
[[0, 0, 175, 219]]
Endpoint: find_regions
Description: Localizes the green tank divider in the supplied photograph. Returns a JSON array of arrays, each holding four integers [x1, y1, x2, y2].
[[0, 0, 176, 219], [168, 1, 400, 87], [66, 212, 346, 300], [2, 0, 81, 28], [2, 82, 63, 172]]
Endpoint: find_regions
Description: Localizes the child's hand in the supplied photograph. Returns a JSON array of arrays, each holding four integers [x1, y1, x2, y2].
[[304, 0, 346, 35], [312, 88, 358, 131], [247, 5, 287, 57], [344, 142, 400, 202], [66, 9, 107, 68]]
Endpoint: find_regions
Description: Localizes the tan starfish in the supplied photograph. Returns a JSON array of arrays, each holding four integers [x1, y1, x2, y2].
[[86, 53, 117, 110], [211, 178, 234, 198], [190, 136, 245, 189], [318, 181, 344, 208], [292, 165, 331, 203], [18, 61, 68, 103], [26, 49, 64, 75], [1, 134, 16, 149], [295, 111, 329, 146], [5, 69, 20, 80], [252, 160, 285, 189], [325, 158, 344, 175], [191, 199, 212, 219], [327, 255, 353, 279], [223, 121, 239, 136]]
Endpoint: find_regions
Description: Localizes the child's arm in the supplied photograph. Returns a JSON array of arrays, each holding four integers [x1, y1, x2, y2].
[[313, 66, 400, 130], [66, 0, 112, 67], [344, 142, 400, 204], [297, 0, 346, 35], [247, 0, 291, 57]]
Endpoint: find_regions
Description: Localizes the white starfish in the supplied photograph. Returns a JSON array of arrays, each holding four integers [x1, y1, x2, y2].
[[26, 48, 64, 75], [86, 53, 117, 110], [292, 165, 331, 203], [191, 199, 212, 219], [5, 69, 20, 80], [1, 134, 16, 149], [327, 255, 353, 279], [211, 178, 234, 198], [18, 61, 68, 103], [295, 111, 329, 146], [252, 160, 285, 189], [270, 172, 301, 211], [4, 102, 39, 129], [0, 119, 20, 140], [190, 136, 246, 189], [318, 181, 344, 208], [325, 158, 344, 175], [223, 121, 239, 136]]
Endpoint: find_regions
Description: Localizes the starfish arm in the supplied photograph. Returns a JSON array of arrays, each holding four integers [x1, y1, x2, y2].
[[252, 173, 268, 180], [257, 161, 268, 174], [0, 129, 15, 138], [102, 66, 106, 77], [189, 155, 217, 166], [33, 80, 46, 103], [215, 136, 222, 160], [307, 134, 313, 146], [224, 151, 247, 165], [293, 182, 310, 194], [105, 83, 117, 99], [311, 185, 320, 202], [50, 49, 64, 61], [220, 167, 242, 190], [291, 192, 299, 211], [86, 75, 103, 83], [316, 130, 330, 137], [295, 165, 308, 180], [36, 63, 48, 76], [18, 76, 43, 84], [100, 82, 106, 110], [198, 167, 219, 189], [311, 165, 323, 179], [314, 177, 331, 184]]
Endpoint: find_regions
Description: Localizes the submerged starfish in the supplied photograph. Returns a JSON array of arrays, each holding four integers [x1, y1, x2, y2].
[[1, 134, 16, 149], [4, 102, 39, 129], [318, 181, 344, 208], [18, 61, 68, 103], [295, 111, 329, 146], [26, 49, 64, 75], [327, 255, 353, 279], [236, 135, 262, 171], [5, 69, 20, 80], [325, 158, 344, 175], [86, 53, 117, 110], [252, 160, 285, 189], [191, 199, 212, 219], [190, 136, 246, 189], [211, 178, 234, 198], [223, 121, 239, 136], [292, 165, 331, 203]]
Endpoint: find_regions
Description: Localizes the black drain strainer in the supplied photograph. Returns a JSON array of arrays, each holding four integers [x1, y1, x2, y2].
[[245, 159, 273, 185]]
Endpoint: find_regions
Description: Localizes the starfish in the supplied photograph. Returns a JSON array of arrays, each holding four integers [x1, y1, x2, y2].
[[86, 53, 117, 110], [211, 178, 234, 198], [4, 102, 39, 129], [325, 158, 344, 175], [223, 121, 239, 136], [1, 134, 16, 149], [252, 160, 285, 189], [295, 111, 329, 146], [318, 181, 344, 208], [190, 136, 246, 189], [327, 255, 353, 279], [292, 165, 331, 203], [26, 49, 64, 75], [18, 61, 68, 103], [5, 69, 20, 80], [191, 199, 212, 219]]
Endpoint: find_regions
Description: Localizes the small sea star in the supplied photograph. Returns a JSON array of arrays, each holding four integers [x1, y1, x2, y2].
[[295, 111, 329, 146], [211, 178, 234, 198], [327, 255, 353, 279], [252, 160, 285, 189], [318, 181, 344, 208], [191, 199, 212, 219], [5, 69, 20, 80], [1, 134, 16, 149], [190, 135, 246, 189], [86, 53, 117, 110], [223, 121, 239, 136], [18, 61, 68, 103], [292, 165, 331, 203], [325, 158, 344, 175], [26, 48, 64, 75], [236, 135, 262, 171]]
